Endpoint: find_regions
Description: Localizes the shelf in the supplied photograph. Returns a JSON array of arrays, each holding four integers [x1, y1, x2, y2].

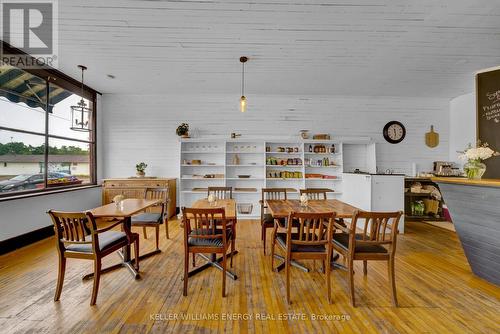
[[305, 165, 340, 168], [405, 192, 433, 197], [181, 164, 224, 167], [266, 165, 303, 168], [181, 151, 224, 154], [306, 178, 342, 181], [226, 178, 264, 180], [233, 191, 260, 194], [266, 178, 302, 181], [304, 152, 341, 156], [227, 164, 263, 167], [181, 177, 224, 180], [266, 151, 302, 154], [226, 151, 264, 154]]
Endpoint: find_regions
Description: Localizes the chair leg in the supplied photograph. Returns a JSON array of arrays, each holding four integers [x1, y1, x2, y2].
[[363, 260, 368, 276], [286, 257, 291, 304], [90, 258, 102, 306], [165, 219, 169, 239], [134, 236, 140, 271], [262, 226, 267, 255], [348, 258, 355, 307], [183, 251, 189, 296], [389, 257, 398, 307], [222, 252, 227, 297], [155, 225, 160, 250], [270, 229, 277, 271], [54, 255, 66, 302], [230, 238, 235, 268], [326, 257, 332, 304], [143, 227, 147, 239]]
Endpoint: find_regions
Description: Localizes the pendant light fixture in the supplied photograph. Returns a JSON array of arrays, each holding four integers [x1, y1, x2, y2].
[[70, 65, 91, 132], [239, 56, 248, 113]]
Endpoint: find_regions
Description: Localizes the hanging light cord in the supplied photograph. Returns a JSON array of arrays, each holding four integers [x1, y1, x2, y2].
[[80, 68, 85, 100], [241, 61, 245, 96]]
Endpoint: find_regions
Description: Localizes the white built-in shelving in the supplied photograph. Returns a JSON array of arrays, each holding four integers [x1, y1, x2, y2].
[[179, 137, 374, 219]]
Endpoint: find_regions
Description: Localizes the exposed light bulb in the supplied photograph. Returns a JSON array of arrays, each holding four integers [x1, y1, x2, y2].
[[240, 96, 247, 113]]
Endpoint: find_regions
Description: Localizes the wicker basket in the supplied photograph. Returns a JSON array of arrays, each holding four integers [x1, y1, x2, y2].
[[237, 203, 253, 214], [423, 199, 439, 215]]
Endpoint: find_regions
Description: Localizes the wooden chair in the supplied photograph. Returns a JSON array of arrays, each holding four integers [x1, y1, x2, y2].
[[271, 211, 336, 304], [331, 210, 403, 307], [260, 188, 287, 254], [207, 186, 233, 199], [182, 207, 235, 297], [300, 188, 328, 200], [132, 188, 169, 254], [47, 210, 139, 306]]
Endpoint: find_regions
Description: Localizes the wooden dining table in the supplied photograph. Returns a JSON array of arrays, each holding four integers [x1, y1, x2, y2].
[[185, 198, 239, 280], [266, 199, 360, 272], [266, 199, 359, 219], [83, 198, 160, 280]]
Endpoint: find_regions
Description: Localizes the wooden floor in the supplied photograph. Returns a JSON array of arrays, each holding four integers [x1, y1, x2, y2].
[[1, 220, 499, 334]]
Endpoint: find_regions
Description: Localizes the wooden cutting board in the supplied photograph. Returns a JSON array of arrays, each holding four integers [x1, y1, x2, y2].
[[425, 125, 439, 148]]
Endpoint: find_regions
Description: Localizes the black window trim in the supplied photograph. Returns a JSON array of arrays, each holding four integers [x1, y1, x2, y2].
[[0, 40, 100, 200]]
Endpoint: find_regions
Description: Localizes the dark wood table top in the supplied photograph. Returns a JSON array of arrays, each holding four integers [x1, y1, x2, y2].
[[90, 199, 160, 218], [266, 199, 359, 219]]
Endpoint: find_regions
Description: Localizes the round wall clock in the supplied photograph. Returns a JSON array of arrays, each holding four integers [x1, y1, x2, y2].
[[383, 121, 406, 144]]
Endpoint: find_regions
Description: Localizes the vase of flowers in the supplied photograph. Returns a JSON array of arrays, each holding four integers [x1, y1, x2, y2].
[[460, 141, 499, 179], [136, 162, 147, 177], [299, 194, 309, 207], [208, 193, 217, 206], [176, 123, 190, 138], [113, 194, 125, 210]]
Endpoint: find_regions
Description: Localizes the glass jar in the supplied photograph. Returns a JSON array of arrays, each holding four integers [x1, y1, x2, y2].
[[464, 160, 486, 179]]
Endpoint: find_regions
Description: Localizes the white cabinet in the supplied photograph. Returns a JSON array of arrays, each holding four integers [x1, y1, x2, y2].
[[342, 173, 405, 233]]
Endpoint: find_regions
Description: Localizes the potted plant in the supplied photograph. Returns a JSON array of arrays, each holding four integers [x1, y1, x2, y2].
[[136, 162, 148, 177], [459, 141, 499, 179], [176, 123, 190, 138]]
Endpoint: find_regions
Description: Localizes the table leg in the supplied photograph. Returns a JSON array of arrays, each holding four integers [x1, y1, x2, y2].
[[82, 216, 140, 280]]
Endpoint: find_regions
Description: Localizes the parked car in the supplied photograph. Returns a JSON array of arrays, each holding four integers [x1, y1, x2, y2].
[[0, 172, 80, 192]]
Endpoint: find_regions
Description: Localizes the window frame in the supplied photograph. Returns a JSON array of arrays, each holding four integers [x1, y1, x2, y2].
[[0, 41, 99, 199]]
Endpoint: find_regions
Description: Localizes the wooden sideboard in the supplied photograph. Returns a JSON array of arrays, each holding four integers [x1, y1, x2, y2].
[[102, 178, 177, 218]]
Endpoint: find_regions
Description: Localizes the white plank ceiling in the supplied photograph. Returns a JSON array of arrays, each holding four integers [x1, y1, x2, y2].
[[56, 0, 500, 97]]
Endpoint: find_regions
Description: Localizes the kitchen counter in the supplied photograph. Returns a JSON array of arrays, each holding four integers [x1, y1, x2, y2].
[[432, 177, 500, 188], [433, 178, 500, 285]]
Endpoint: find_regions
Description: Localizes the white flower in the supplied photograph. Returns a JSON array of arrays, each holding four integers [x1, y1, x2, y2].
[[113, 195, 125, 203], [460, 146, 496, 162]]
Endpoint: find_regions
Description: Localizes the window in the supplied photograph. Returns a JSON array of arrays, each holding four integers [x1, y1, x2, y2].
[[0, 60, 97, 197]]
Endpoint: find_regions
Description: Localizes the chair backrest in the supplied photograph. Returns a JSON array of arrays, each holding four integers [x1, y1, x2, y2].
[[182, 207, 228, 246], [207, 186, 233, 199], [145, 187, 169, 216], [300, 188, 328, 200], [261, 188, 287, 218], [47, 210, 97, 250], [287, 211, 336, 249], [335, 211, 402, 255], [261, 188, 287, 201]]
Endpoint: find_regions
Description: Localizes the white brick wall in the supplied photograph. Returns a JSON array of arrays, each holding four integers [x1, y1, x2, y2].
[[101, 93, 449, 178]]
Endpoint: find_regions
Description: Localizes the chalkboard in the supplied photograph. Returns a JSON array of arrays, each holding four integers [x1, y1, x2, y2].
[[476, 67, 500, 178]]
